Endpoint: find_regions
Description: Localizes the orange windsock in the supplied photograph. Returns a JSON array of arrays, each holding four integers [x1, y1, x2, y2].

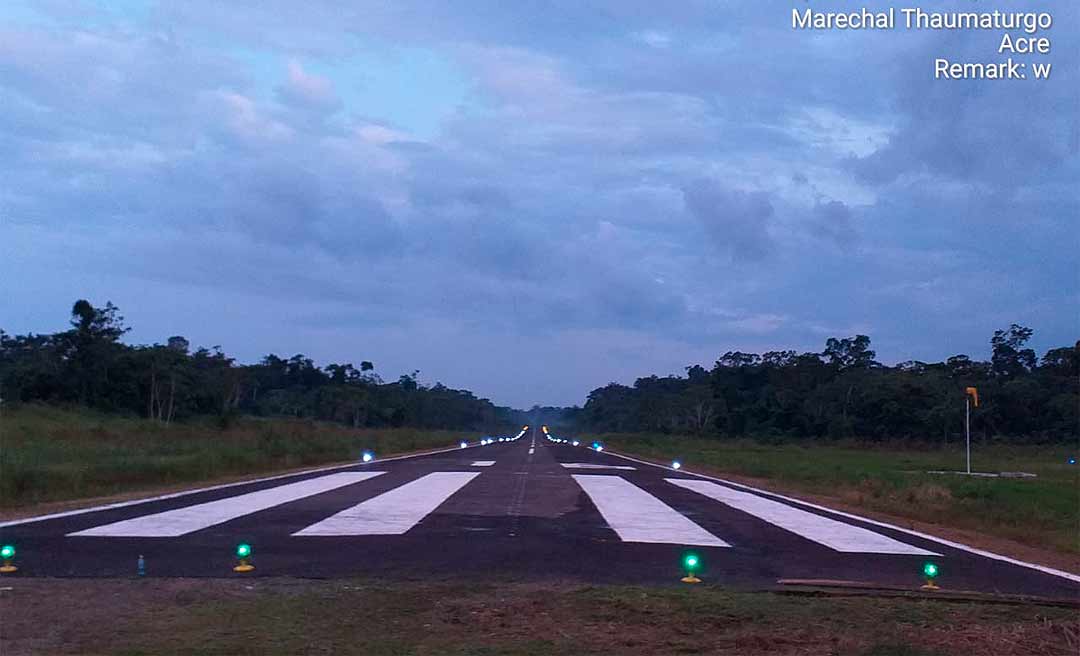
[[965, 387, 979, 407]]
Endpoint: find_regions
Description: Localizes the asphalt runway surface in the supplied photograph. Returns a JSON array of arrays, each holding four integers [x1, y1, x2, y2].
[[2, 428, 1078, 598]]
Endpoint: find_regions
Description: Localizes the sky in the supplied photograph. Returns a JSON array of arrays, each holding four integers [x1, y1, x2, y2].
[[1, 1, 1077, 408]]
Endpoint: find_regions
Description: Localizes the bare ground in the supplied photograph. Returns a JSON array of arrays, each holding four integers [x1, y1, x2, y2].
[[1, 578, 1077, 656]]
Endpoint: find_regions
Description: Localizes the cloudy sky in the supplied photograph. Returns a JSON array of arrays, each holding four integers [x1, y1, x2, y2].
[[1, 1, 1076, 408]]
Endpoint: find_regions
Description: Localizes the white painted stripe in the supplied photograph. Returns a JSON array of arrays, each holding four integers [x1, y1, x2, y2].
[[68, 472, 384, 537], [471, 461, 496, 467], [294, 472, 479, 536], [605, 450, 1080, 585], [573, 474, 728, 547], [667, 478, 936, 555], [1, 442, 479, 529], [562, 463, 635, 470]]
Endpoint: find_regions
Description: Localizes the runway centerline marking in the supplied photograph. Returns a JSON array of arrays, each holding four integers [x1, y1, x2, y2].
[[294, 472, 480, 536], [470, 461, 496, 467], [573, 474, 729, 547], [69, 472, 384, 538], [666, 479, 938, 555], [562, 463, 635, 470]]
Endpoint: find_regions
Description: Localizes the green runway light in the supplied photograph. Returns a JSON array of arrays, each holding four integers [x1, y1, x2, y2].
[[233, 542, 255, 572], [0, 544, 16, 573], [923, 562, 939, 579], [681, 552, 702, 583]]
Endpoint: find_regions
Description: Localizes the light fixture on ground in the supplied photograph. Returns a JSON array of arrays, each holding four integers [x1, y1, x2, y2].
[[234, 543, 254, 573], [0, 544, 16, 573], [681, 552, 701, 584], [460, 441, 468, 449], [572, 440, 579, 446], [921, 561, 940, 590], [672, 460, 682, 470], [361, 451, 375, 463]]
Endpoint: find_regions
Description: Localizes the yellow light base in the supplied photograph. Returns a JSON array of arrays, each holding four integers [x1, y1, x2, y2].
[[0, 564, 17, 573], [920, 580, 939, 591], [234, 561, 255, 573], [681, 575, 701, 584]]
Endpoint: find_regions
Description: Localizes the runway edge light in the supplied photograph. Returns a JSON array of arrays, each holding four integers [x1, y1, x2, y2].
[[921, 561, 939, 590], [0, 544, 16, 573], [234, 543, 254, 573], [681, 552, 701, 584]]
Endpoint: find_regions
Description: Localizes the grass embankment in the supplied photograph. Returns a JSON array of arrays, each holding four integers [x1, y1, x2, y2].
[[594, 434, 1080, 557], [0, 404, 478, 510], [1, 578, 1075, 656]]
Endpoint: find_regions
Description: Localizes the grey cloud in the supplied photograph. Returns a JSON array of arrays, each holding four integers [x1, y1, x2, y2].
[[851, 3, 1078, 188], [809, 200, 857, 247], [682, 179, 774, 261]]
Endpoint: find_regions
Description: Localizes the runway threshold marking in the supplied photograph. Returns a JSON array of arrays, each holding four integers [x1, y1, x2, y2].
[[471, 461, 496, 467], [573, 474, 729, 547], [68, 472, 384, 537], [4, 442, 478, 529], [562, 463, 635, 470], [607, 449, 1080, 585], [294, 471, 480, 536], [666, 478, 938, 555]]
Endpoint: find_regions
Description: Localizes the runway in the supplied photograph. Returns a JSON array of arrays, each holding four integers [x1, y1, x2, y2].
[[2, 428, 1077, 597]]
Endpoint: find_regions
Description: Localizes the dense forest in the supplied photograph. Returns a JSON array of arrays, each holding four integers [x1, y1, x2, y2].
[[2, 300, 1076, 443], [1, 300, 524, 431], [578, 330, 1078, 442]]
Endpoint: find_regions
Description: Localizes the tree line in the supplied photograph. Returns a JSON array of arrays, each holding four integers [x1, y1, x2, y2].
[[1, 300, 523, 431], [577, 328, 1078, 442]]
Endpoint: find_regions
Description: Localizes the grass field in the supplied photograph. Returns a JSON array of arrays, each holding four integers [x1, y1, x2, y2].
[[0, 404, 479, 509], [592, 433, 1080, 556], [2, 578, 1076, 656]]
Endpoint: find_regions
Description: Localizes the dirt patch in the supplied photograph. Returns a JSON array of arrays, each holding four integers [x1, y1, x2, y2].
[[1, 578, 1076, 656]]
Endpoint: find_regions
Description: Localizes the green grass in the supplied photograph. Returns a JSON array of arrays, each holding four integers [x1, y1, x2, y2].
[[2, 578, 1074, 655], [0, 403, 480, 509], [592, 433, 1080, 556]]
